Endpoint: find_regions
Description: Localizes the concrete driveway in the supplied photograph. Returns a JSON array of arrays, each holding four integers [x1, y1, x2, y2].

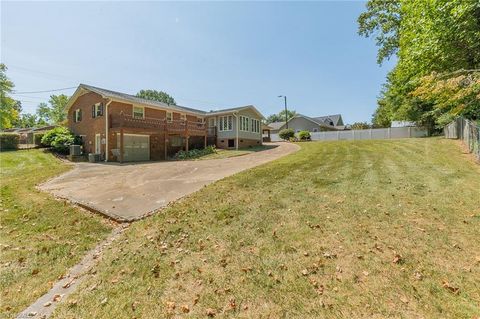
[[40, 143, 299, 221]]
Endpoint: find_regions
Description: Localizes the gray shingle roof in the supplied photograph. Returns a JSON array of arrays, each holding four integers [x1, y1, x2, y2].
[[76, 84, 265, 118], [313, 114, 343, 126], [79, 84, 207, 115], [268, 121, 286, 130], [267, 114, 343, 131]]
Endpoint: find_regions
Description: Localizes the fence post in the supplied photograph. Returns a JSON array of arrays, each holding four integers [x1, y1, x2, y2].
[[352, 130, 355, 140], [388, 127, 391, 139], [408, 126, 411, 138], [369, 129, 372, 139]]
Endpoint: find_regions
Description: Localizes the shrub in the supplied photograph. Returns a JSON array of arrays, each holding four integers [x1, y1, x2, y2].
[[34, 133, 46, 147], [41, 127, 80, 154], [279, 128, 295, 140], [174, 145, 216, 160], [298, 130, 311, 141], [0, 133, 19, 151]]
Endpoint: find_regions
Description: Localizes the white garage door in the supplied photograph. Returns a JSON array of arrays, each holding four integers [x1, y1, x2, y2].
[[121, 134, 150, 162]]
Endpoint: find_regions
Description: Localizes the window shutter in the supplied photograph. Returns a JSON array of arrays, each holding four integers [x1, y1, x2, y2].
[[92, 105, 95, 118]]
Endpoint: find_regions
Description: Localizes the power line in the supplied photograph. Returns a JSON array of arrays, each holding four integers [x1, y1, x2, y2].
[[11, 86, 77, 94]]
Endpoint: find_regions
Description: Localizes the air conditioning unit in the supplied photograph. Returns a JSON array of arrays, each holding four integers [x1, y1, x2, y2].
[[70, 145, 82, 156]]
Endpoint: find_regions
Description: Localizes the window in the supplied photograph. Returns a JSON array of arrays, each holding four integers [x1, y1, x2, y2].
[[166, 111, 173, 122], [133, 106, 144, 119], [239, 116, 249, 131], [250, 118, 260, 133], [180, 113, 186, 121], [73, 109, 82, 122], [197, 117, 204, 123], [219, 115, 233, 132], [91, 103, 103, 118]]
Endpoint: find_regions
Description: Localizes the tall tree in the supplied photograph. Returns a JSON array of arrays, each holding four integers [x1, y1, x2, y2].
[[266, 110, 297, 124], [36, 94, 69, 125], [136, 89, 176, 105], [0, 64, 20, 129], [359, 0, 480, 128]]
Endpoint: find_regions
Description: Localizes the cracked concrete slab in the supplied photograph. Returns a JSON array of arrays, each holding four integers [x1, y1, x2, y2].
[[39, 143, 299, 221]]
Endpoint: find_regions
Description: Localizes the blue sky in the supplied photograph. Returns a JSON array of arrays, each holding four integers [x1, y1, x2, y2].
[[1, 1, 395, 124]]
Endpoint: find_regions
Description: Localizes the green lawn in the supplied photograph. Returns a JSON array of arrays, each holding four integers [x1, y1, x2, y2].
[[199, 145, 276, 160], [50, 138, 480, 318], [0, 149, 113, 318]]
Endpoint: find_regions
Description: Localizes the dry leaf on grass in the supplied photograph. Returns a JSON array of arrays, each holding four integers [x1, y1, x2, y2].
[[206, 308, 216, 317], [442, 280, 460, 294]]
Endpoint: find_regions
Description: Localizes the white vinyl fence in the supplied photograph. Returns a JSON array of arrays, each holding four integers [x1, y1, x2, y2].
[[271, 127, 428, 142], [444, 117, 480, 160]]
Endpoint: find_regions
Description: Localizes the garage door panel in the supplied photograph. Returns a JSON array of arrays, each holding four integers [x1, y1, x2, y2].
[[122, 134, 150, 162]]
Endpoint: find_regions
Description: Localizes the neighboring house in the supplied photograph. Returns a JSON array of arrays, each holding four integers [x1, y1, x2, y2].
[[66, 84, 264, 162], [1, 125, 57, 144], [269, 114, 344, 133]]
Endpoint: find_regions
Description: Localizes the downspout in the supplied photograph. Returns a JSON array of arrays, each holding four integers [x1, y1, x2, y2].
[[233, 112, 239, 150], [105, 99, 112, 162]]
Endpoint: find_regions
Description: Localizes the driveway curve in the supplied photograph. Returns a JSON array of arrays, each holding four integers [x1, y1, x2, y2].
[[40, 142, 299, 221]]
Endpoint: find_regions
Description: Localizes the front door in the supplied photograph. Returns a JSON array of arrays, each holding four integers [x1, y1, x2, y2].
[[95, 134, 101, 154]]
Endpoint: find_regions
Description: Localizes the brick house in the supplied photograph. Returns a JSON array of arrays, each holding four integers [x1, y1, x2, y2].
[[66, 84, 264, 162]]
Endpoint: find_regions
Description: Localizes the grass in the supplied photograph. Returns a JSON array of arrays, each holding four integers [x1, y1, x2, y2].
[[199, 145, 276, 160], [45, 138, 480, 318], [0, 149, 113, 318]]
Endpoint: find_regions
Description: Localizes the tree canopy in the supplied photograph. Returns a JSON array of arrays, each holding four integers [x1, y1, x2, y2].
[[36, 94, 69, 125], [0, 64, 21, 129], [136, 89, 176, 105], [266, 109, 297, 124], [359, 0, 480, 129]]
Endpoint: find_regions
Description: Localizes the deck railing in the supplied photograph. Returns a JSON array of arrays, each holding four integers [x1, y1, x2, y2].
[[110, 113, 210, 136]]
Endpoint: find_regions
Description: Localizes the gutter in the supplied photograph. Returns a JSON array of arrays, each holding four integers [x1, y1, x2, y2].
[[232, 112, 239, 150], [105, 99, 112, 162]]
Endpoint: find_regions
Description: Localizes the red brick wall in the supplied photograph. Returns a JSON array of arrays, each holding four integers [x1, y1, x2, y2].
[[69, 93, 205, 161], [68, 92, 108, 155]]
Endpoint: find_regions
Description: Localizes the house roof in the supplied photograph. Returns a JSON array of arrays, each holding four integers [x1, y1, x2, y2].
[[206, 105, 265, 119], [68, 84, 206, 116], [268, 114, 342, 131], [268, 121, 286, 130], [65, 84, 264, 119], [313, 114, 343, 126]]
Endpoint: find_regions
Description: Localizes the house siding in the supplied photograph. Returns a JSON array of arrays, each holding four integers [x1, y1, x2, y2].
[[271, 117, 337, 133], [206, 109, 262, 148]]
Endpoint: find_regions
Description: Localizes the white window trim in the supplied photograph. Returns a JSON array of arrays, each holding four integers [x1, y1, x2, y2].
[[180, 113, 187, 121], [166, 111, 173, 122], [251, 118, 260, 133], [218, 115, 233, 132], [133, 105, 145, 119], [74, 109, 81, 122], [93, 103, 103, 118], [240, 116, 250, 132]]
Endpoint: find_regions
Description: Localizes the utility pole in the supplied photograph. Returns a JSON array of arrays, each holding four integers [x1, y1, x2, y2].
[[278, 95, 288, 129]]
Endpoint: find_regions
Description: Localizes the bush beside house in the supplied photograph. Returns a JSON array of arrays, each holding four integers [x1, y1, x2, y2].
[[174, 146, 216, 160], [0, 133, 20, 151], [298, 130, 311, 141], [41, 127, 80, 154], [279, 128, 295, 141]]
